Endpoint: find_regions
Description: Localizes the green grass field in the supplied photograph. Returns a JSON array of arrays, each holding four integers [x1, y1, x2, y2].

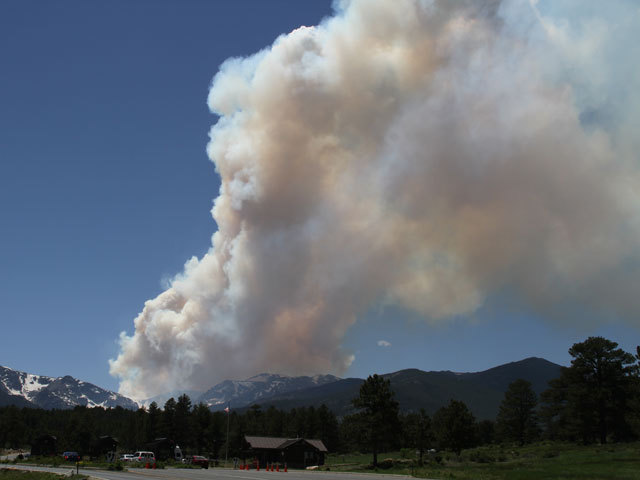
[[325, 442, 640, 480], [0, 469, 87, 480]]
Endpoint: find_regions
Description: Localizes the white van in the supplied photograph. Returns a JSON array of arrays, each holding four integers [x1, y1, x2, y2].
[[133, 451, 155, 463]]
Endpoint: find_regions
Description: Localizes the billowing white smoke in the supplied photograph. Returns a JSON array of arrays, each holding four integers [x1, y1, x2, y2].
[[110, 0, 640, 399]]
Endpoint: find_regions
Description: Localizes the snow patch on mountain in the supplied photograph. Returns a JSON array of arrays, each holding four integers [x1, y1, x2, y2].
[[0, 366, 138, 410], [197, 373, 341, 410]]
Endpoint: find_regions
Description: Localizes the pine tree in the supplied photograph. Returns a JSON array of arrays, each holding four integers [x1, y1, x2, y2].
[[174, 394, 192, 447], [401, 409, 431, 463], [432, 399, 476, 455], [352, 374, 400, 467], [541, 336, 637, 443], [147, 402, 161, 442], [161, 398, 177, 439], [496, 379, 538, 445]]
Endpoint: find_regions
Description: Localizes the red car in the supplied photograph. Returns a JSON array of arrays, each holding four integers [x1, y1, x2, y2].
[[63, 451, 80, 462], [185, 455, 209, 469]]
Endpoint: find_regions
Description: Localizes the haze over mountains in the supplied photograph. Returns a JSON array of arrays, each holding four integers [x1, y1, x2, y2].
[[196, 373, 340, 410], [1, 358, 562, 419]]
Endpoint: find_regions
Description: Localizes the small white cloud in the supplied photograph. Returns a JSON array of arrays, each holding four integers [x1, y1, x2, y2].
[[377, 340, 392, 348]]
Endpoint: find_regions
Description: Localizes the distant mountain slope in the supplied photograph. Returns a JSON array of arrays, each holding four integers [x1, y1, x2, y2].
[[249, 357, 562, 420], [197, 373, 341, 410], [0, 366, 138, 410], [141, 389, 204, 408]]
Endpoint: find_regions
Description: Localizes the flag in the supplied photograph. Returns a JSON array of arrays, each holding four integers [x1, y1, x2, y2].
[[224, 405, 230, 413]]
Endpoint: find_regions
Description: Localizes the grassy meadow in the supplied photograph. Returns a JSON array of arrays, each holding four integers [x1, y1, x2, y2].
[[0, 470, 86, 480], [325, 442, 640, 480]]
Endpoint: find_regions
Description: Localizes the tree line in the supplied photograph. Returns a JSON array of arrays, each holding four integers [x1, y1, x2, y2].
[[347, 336, 640, 465], [1, 336, 639, 462]]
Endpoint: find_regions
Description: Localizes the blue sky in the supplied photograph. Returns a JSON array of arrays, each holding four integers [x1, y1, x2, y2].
[[1, 0, 638, 394]]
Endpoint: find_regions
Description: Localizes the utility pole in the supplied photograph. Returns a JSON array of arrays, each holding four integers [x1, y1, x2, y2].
[[225, 403, 230, 468]]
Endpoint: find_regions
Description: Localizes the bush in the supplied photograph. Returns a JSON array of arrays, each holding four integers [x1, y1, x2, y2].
[[399, 448, 413, 459], [377, 459, 394, 469], [467, 450, 495, 463]]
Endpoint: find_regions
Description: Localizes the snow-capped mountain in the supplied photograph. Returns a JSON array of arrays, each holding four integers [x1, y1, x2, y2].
[[197, 373, 340, 410], [0, 365, 138, 410]]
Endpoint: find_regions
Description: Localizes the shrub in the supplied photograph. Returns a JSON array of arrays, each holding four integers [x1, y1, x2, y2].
[[114, 462, 123, 471], [399, 448, 412, 459], [468, 450, 495, 463]]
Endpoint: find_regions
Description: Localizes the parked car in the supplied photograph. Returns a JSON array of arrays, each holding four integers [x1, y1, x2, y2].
[[184, 455, 209, 469], [62, 451, 80, 462], [119, 454, 135, 462], [132, 451, 155, 463]]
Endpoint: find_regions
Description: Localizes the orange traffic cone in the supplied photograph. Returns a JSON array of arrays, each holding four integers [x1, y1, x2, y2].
[[145, 462, 150, 469], [284, 464, 287, 473], [153, 462, 157, 470], [277, 464, 280, 472]]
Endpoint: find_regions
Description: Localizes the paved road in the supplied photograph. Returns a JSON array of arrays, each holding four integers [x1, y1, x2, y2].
[[4, 465, 414, 480]]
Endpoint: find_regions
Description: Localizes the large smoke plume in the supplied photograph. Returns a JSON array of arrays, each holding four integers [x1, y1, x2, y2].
[[110, 0, 640, 399]]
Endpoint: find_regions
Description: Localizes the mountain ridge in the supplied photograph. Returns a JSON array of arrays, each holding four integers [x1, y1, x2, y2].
[[0, 365, 138, 410], [1, 357, 563, 419], [238, 357, 563, 420], [196, 373, 341, 410]]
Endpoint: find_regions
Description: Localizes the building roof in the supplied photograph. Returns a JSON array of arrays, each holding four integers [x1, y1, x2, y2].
[[245, 436, 328, 453], [306, 439, 328, 452]]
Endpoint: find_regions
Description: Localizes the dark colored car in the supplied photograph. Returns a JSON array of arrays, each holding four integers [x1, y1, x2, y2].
[[185, 455, 209, 469], [63, 451, 80, 462]]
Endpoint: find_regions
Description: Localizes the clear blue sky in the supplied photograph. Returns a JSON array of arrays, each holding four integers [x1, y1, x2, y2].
[[1, 0, 638, 394]]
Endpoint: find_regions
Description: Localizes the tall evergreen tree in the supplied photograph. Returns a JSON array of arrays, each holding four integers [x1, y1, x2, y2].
[[191, 403, 212, 454], [496, 379, 539, 445], [245, 404, 264, 436], [352, 374, 400, 467], [316, 404, 340, 452], [401, 409, 431, 463], [264, 406, 284, 438], [174, 394, 192, 447], [147, 402, 161, 442], [432, 399, 476, 455], [160, 398, 177, 439], [541, 336, 637, 443]]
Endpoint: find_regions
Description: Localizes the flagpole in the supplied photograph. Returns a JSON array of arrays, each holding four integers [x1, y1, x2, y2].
[[225, 402, 230, 468]]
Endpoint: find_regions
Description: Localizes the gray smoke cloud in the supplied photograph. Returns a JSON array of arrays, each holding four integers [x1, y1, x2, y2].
[[110, 0, 640, 399]]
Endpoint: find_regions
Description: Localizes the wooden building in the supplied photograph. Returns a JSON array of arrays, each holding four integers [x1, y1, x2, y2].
[[144, 437, 183, 461], [30, 434, 57, 456], [244, 436, 328, 469], [90, 435, 118, 461]]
